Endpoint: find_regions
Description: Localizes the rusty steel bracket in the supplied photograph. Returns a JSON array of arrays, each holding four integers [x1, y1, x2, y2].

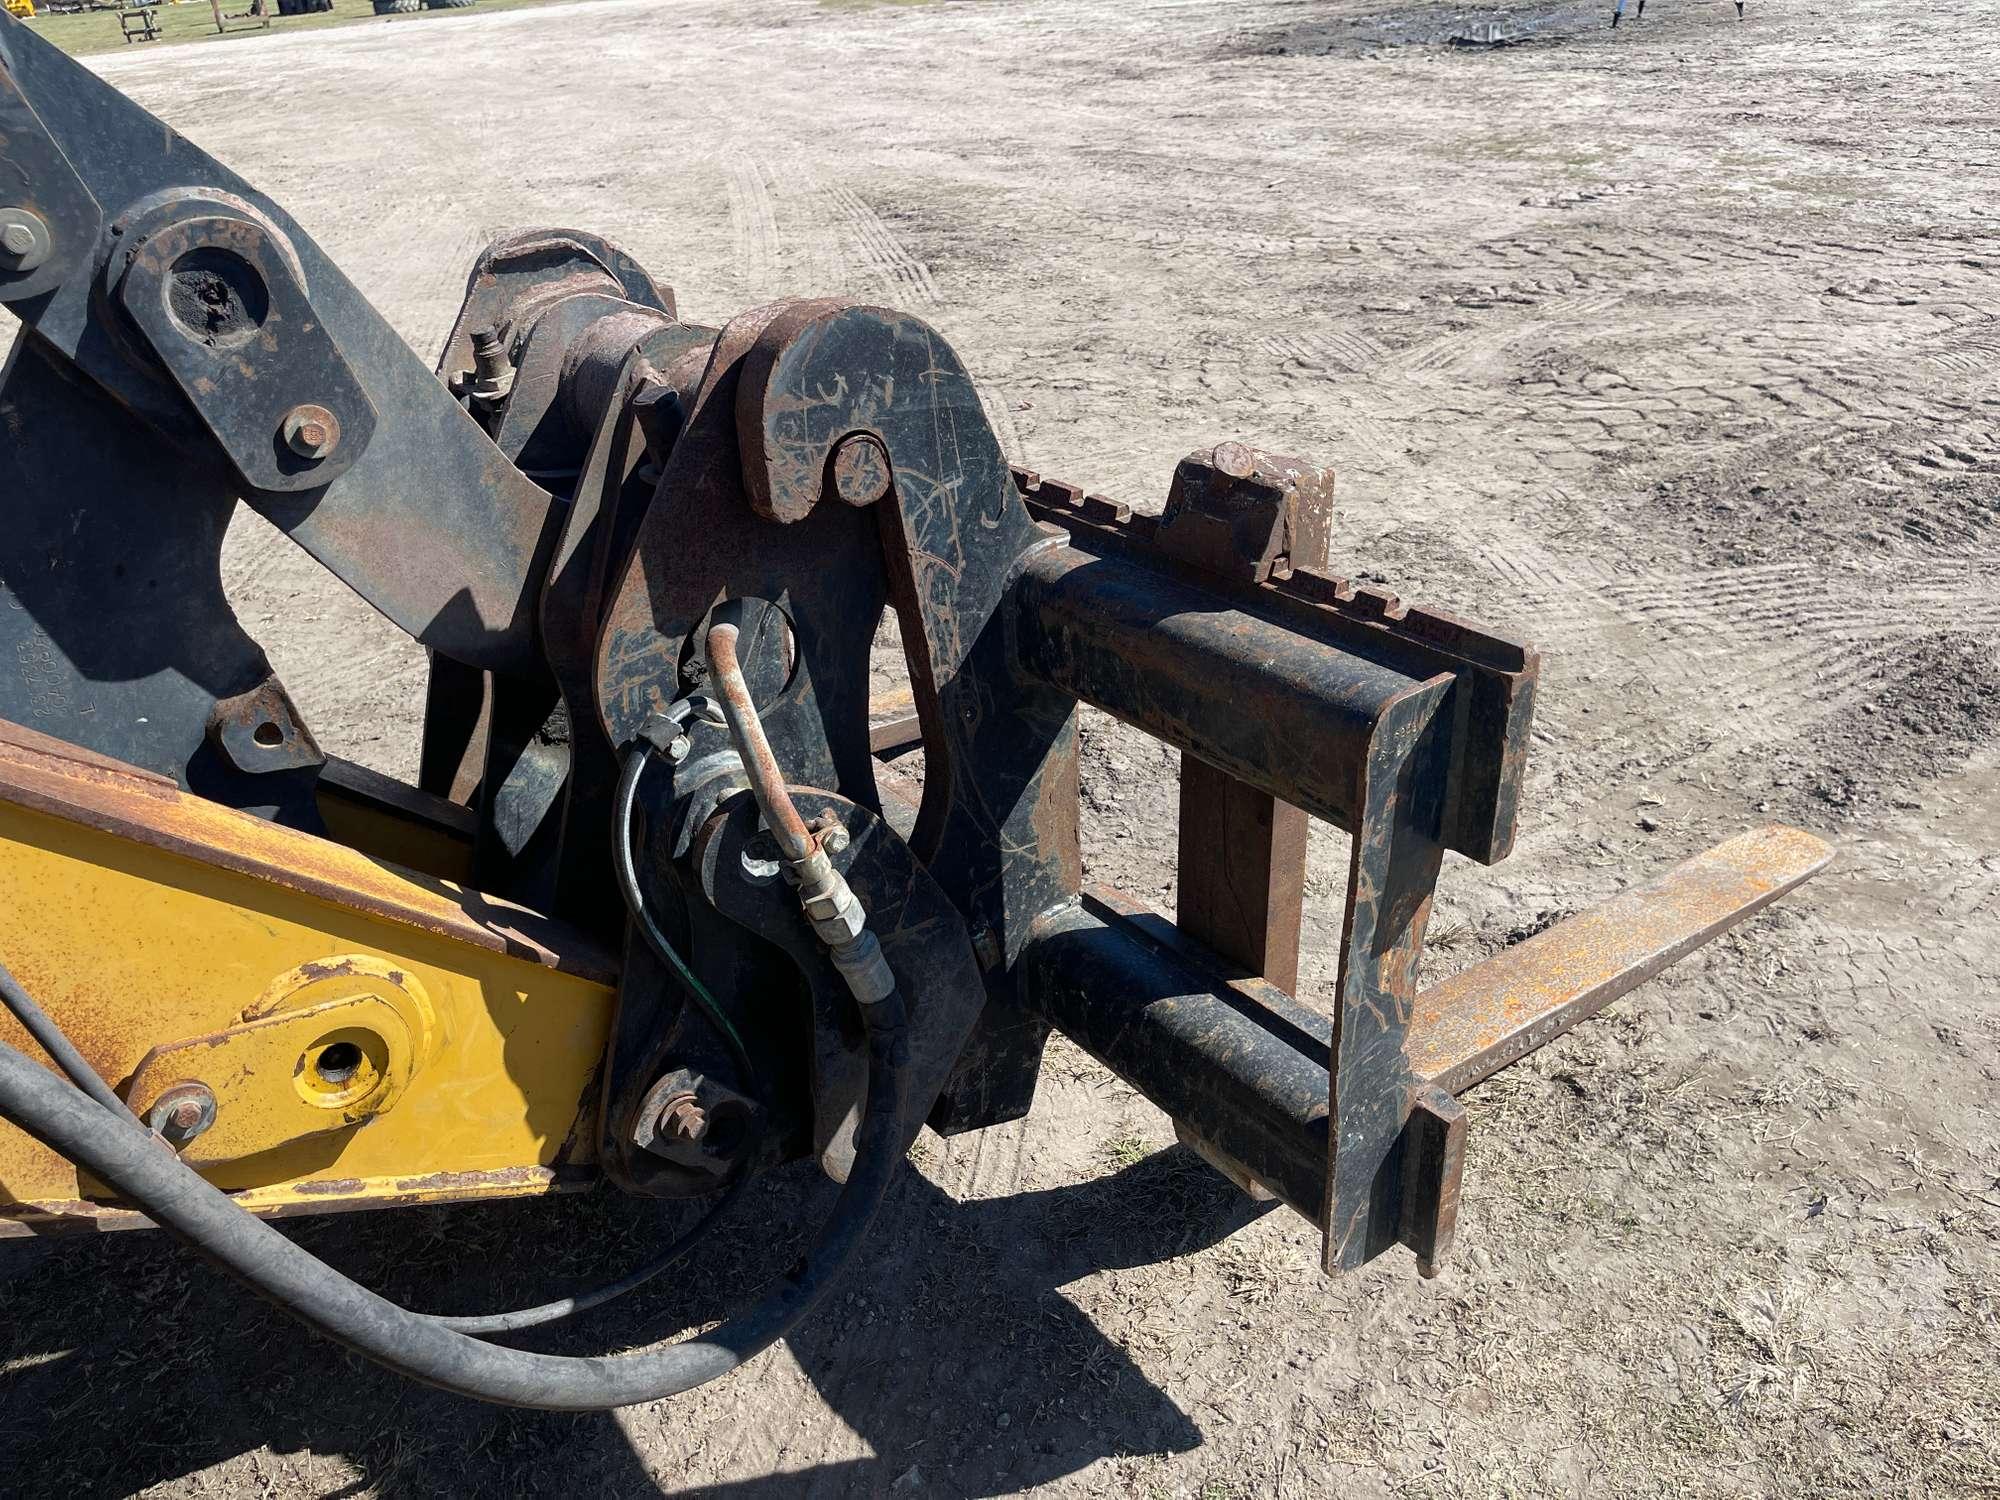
[[1157, 442, 1336, 994]]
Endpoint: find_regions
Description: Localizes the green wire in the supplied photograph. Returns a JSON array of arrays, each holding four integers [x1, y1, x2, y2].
[[612, 746, 758, 1090]]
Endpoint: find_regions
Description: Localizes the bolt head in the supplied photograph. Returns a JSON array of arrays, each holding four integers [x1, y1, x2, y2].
[[0, 207, 52, 273], [281, 403, 341, 461], [147, 1083, 217, 1147]]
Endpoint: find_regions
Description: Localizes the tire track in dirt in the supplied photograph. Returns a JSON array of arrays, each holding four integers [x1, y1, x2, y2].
[[725, 147, 784, 300], [1248, 211, 2000, 834], [806, 177, 1025, 461]]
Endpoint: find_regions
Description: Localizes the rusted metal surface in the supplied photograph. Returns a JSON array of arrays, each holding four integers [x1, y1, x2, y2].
[[1410, 825, 1834, 1094], [705, 618, 817, 862], [1178, 758, 1309, 994], [1320, 673, 1453, 1272], [206, 678, 324, 779], [868, 711, 923, 756], [1398, 1087, 1465, 1279], [1016, 542, 1451, 837], [1155, 442, 1334, 586], [280, 402, 342, 461], [1016, 465, 1538, 865], [830, 433, 892, 507], [1157, 441, 1334, 993]]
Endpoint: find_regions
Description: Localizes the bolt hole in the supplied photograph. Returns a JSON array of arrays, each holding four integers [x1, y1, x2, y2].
[[315, 1041, 362, 1084], [253, 720, 284, 747], [702, 1102, 751, 1157]]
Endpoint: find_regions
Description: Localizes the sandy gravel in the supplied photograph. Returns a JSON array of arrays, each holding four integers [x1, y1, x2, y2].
[[2, 0, 1996, 1495]]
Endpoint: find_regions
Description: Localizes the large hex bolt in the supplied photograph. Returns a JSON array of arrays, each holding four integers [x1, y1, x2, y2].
[[280, 403, 342, 462], [0, 207, 53, 274], [630, 1068, 755, 1169], [146, 1081, 218, 1150]]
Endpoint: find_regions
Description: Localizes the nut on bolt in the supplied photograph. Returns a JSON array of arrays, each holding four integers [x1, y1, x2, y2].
[[466, 326, 517, 406], [146, 1082, 218, 1150], [808, 809, 851, 854], [658, 1093, 708, 1143], [281, 403, 341, 462], [0, 207, 52, 274]]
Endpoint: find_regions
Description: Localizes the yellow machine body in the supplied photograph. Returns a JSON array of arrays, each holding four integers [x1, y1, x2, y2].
[[0, 725, 617, 1231]]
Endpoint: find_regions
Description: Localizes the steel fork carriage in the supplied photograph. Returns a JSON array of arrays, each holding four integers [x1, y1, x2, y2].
[[0, 11, 1825, 1406]]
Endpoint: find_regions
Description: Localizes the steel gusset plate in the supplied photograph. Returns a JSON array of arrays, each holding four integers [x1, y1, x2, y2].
[[0, 15, 557, 676], [729, 299, 1083, 1130], [695, 788, 988, 1181], [0, 32, 103, 306]]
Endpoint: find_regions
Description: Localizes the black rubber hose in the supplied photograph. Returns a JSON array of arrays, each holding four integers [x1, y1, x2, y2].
[[0, 958, 139, 1122], [428, 1169, 753, 1336], [0, 992, 910, 1410], [2, 947, 743, 1339]]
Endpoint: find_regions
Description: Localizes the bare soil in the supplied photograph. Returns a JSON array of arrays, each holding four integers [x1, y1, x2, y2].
[[2, 0, 1996, 1496]]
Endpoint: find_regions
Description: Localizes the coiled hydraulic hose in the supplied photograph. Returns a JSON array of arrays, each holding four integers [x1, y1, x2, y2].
[[0, 988, 909, 1409], [0, 640, 917, 1403]]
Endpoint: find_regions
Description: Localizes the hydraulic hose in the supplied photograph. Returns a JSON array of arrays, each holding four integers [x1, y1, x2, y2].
[[0, 957, 139, 1123], [0, 989, 909, 1410], [428, 1169, 753, 1336], [704, 616, 817, 864]]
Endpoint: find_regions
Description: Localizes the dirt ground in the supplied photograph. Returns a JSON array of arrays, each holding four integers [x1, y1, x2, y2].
[[2, 0, 1997, 1494]]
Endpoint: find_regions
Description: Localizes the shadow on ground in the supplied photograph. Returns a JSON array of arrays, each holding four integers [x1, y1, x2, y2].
[[0, 1144, 1268, 1497]]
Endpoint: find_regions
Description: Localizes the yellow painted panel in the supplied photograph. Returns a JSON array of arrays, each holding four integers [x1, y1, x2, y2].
[[0, 765, 616, 1229]]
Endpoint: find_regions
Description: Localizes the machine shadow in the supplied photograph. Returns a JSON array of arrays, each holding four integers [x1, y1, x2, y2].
[[0, 1143, 1271, 1497]]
